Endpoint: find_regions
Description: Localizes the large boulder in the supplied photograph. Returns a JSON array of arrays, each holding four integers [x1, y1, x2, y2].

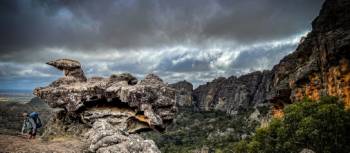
[[34, 59, 177, 153]]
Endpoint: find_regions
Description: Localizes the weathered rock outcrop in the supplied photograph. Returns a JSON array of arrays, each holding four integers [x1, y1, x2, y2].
[[193, 71, 272, 115], [193, 0, 350, 117], [270, 0, 350, 116], [34, 59, 177, 153], [47, 59, 87, 83], [170, 80, 193, 107]]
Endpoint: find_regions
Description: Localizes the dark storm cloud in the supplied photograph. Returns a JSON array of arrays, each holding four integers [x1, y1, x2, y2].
[[0, 0, 324, 89], [230, 44, 297, 72], [1, 0, 323, 61], [157, 54, 211, 73]]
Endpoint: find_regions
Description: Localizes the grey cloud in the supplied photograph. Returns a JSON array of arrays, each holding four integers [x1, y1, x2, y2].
[[157, 55, 211, 73], [0, 76, 55, 90], [230, 44, 296, 72], [1, 0, 323, 61], [0, 0, 325, 89], [201, 0, 323, 43], [0, 62, 60, 78]]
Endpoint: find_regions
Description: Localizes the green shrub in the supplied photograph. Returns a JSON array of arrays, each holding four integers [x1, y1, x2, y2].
[[234, 96, 350, 153], [142, 107, 259, 153]]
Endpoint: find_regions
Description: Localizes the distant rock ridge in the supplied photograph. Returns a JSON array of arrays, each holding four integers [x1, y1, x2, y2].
[[170, 80, 193, 107], [192, 0, 350, 117], [34, 59, 177, 153], [192, 71, 272, 115]]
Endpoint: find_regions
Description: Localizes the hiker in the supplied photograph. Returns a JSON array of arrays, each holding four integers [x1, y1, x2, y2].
[[21, 112, 42, 139]]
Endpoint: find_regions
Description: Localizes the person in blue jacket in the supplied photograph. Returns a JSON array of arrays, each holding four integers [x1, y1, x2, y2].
[[21, 112, 42, 139]]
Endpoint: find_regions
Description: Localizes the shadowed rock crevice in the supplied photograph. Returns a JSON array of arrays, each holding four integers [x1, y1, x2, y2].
[[34, 59, 177, 153]]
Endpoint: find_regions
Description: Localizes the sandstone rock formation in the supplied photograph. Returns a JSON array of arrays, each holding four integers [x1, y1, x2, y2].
[[47, 59, 87, 83], [170, 80, 193, 107], [193, 0, 350, 117], [270, 0, 350, 115], [193, 71, 272, 115], [34, 59, 177, 153]]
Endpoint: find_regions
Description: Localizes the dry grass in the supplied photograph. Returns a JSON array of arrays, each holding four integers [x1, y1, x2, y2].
[[0, 134, 85, 153]]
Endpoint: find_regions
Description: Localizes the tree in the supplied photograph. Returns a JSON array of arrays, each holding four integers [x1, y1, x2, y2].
[[234, 96, 350, 153]]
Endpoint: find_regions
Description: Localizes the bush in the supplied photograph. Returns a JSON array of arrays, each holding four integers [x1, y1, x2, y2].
[[142, 107, 259, 153], [234, 96, 350, 153]]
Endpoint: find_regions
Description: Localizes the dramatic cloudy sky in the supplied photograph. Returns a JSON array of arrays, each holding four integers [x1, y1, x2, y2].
[[0, 0, 324, 90]]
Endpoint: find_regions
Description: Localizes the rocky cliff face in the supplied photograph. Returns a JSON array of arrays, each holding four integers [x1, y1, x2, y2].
[[169, 80, 193, 107], [193, 71, 272, 115], [193, 0, 350, 117], [270, 0, 350, 116], [34, 59, 177, 153]]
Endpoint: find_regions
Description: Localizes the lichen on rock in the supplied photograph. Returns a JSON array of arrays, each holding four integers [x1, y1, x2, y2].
[[34, 59, 177, 153]]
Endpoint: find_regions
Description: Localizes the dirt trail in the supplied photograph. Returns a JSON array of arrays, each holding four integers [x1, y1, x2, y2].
[[0, 134, 84, 153]]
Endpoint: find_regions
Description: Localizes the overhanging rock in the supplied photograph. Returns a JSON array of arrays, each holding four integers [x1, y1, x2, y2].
[[34, 59, 177, 153]]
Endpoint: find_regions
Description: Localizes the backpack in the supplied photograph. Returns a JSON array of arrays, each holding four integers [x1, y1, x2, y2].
[[29, 112, 42, 128]]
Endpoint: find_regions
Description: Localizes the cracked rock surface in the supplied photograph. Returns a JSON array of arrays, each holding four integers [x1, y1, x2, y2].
[[34, 59, 177, 153]]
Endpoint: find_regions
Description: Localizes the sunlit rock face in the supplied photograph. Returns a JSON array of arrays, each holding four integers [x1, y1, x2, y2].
[[34, 59, 177, 153], [193, 0, 350, 117], [270, 0, 350, 114]]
